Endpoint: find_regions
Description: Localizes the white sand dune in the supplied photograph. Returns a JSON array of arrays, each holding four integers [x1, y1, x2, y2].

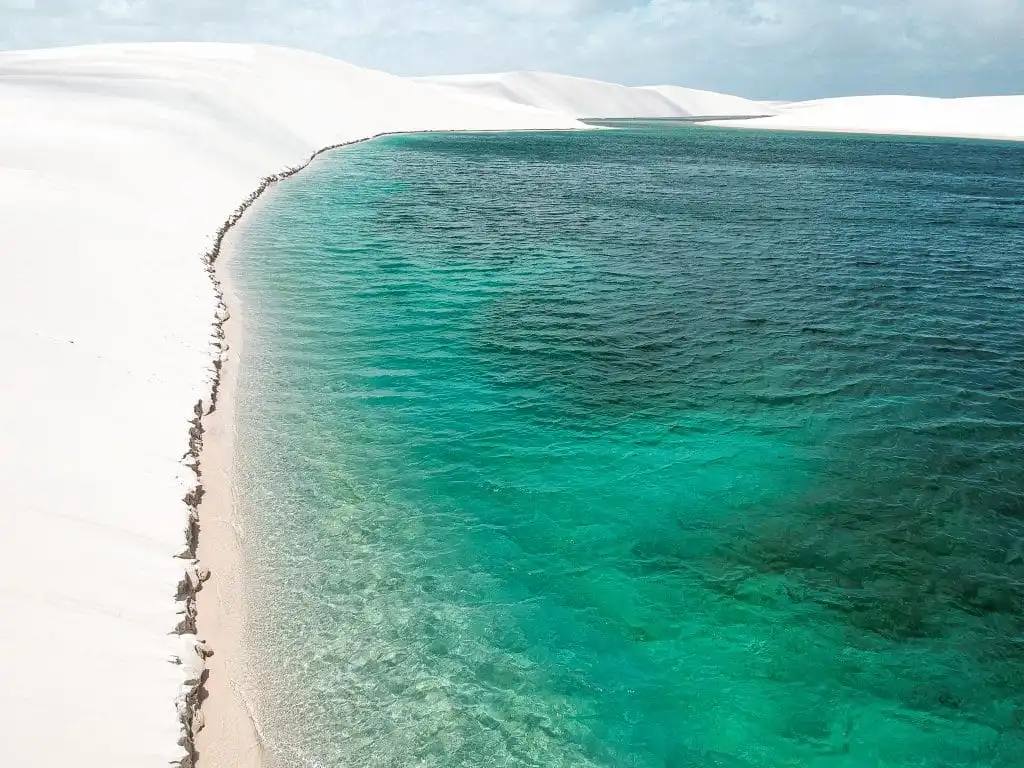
[[0, 42, 579, 768], [419, 71, 775, 118], [712, 94, 1024, 141], [423, 73, 1024, 140], [640, 84, 780, 118]]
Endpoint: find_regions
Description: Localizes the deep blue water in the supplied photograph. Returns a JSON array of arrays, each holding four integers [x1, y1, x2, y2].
[[233, 127, 1024, 767]]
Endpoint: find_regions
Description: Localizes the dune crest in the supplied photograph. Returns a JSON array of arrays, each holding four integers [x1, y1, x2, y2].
[[419, 70, 775, 118]]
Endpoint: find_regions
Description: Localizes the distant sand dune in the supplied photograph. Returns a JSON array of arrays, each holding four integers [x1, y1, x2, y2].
[[418, 71, 776, 119], [640, 84, 780, 118], [420, 73, 1023, 140], [711, 94, 1024, 141]]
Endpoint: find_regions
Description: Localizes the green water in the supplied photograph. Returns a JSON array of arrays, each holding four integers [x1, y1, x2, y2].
[[233, 127, 1024, 767]]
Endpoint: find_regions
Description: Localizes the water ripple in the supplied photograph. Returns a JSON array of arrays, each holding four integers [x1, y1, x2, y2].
[[237, 127, 1024, 768]]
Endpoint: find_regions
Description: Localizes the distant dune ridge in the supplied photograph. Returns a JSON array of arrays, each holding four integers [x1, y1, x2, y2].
[[417, 71, 778, 118], [717, 94, 1024, 141], [418, 72, 1024, 140], [1, 40, 1021, 768]]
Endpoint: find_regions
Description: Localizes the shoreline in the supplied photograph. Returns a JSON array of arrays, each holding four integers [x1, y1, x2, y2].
[[180, 120, 1018, 766], [189, 133, 449, 766], [191, 142, 360, 768]]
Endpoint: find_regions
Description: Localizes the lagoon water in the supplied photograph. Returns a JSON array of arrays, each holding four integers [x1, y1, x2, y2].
[[234, 128, 1024, 767]]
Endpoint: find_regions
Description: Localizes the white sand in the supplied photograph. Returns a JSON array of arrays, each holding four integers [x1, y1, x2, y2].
[[418, 71, 775, 118], [424, 73, 1024, 140], [639, 85, 780, 118], [0, 41, 580, 768], [711, 94, 1024, 141]]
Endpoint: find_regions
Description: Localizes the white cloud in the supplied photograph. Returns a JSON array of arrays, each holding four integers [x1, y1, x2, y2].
[[1, 0, 1021, 98]]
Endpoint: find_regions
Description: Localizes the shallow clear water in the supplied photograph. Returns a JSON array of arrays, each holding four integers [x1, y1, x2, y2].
[[234, 127, 1024, 767]]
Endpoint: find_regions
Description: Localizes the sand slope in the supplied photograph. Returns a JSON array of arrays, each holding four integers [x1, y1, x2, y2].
[[712, 94, 1024, 141], [640, 84, 780, 118], [419, 71, 775, 118], [0, 42, 579, 768]]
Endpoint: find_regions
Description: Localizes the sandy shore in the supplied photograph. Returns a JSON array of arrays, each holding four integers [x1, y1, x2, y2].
[[189, 140, 424, 767], [194, 212, 265, 767], [190, 141, 426, 766]]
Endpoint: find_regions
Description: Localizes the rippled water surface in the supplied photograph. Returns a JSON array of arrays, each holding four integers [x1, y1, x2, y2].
[[234, 128, 1024, 767]]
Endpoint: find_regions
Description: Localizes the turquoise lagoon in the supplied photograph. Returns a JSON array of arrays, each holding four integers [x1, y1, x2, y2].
[[233, 128, 1024, 767]]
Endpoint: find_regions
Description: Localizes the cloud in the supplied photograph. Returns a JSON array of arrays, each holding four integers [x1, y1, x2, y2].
[[1, 0, 1021, 98]]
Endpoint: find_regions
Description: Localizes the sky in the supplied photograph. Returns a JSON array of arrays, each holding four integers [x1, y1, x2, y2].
[[1, 0, 1022, 99]]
